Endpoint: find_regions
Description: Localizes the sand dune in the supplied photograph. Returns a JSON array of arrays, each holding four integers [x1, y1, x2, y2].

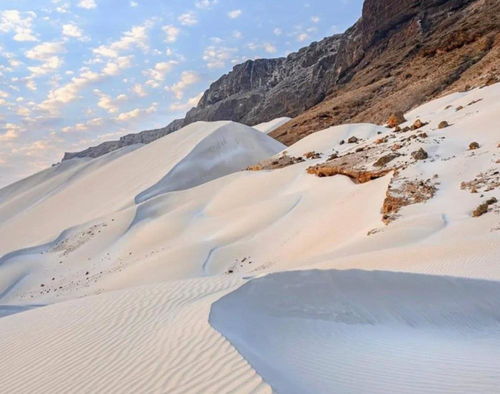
[[252, 117, 292, 134], [211, 269, 500, 393], [0, 84, 498, 392], [0, 276, 270, 393]]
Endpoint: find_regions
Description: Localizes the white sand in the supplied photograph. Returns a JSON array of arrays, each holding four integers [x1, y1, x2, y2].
[[252, 117, 291, 134], [0, 84, 498, 393]]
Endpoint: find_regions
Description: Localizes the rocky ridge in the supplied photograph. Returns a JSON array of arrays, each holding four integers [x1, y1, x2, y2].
[[62, 119, 184, 161]]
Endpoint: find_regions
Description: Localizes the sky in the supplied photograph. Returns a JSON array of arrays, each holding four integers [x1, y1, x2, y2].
[[0, 0, 363, 188]]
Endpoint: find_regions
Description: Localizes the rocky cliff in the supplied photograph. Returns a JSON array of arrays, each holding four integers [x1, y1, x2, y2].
[[184, 34, 343, 125], [270, 0, 500, 144]]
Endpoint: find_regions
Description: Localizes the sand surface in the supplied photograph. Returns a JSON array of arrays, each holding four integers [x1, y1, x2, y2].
[[0, 84, 498, 393]]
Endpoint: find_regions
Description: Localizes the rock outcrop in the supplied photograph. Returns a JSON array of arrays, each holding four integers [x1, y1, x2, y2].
[[184, 35, 343, 126], [62, 119, 184, 161]]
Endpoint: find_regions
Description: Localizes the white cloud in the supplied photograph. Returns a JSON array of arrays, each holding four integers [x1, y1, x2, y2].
[[116, 108, 141, 121], [273, 28, 282, 36], [178, 12, 198, 26], [130, 1, 138, 7], [297, 33, 309, 42], [39, 70, 100, 113], [102, 55, 133, 76], [162, 25, 180, 43], [37, 58, 130, 114], [169, 92, 203, 112], [93, 22, 151, 58], [0, 124, 21, 141], [263, 43, 277, 54], [94, 89, 127, 113], [25, 42, 65, 76], [167, 71, 200, 99], [77, 0, 97, 9], [25, 41, 64, 60], [195, 0, 217, 9], [202, 46, 236, 69], [248, 42, 277, 54], [311, 16, 320, 23], [0, 10, 38, 42], [132, 83, 147, 97], [227, 9, 242, 19], [26, 79, 37, 91], [61, 117, 104, 133], [54, 2, 70, 14], [62, 24, 86, 40], [143, 60, 177, 84], [115, 103, 156, 122]]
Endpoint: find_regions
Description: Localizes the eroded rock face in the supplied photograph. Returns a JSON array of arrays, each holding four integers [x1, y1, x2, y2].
[[306, 165, 392, 184], [184, 35, 343, 126]]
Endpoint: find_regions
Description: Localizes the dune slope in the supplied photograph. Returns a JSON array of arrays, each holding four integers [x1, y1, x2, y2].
[[0, 84, 498, 393]]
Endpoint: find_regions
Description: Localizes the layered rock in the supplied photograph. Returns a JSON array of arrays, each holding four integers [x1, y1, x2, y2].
[[184, 34, 343, 125]]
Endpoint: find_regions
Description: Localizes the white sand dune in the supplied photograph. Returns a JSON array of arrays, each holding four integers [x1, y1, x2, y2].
[[0, 276, 270, 393], [0, 121, 284, 257], [211, 269, 500, 394], [0, 84, 498, 393], [252, 117, 292, 134]]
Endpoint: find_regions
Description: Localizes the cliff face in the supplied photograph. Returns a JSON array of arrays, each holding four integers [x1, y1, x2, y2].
[[184, 34, 343, 126]]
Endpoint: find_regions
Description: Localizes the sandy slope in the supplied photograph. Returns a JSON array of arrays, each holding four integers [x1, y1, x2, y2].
[[0, 84, 498, 393], [252, 117, 292, 134], [0, 276, 270, 393], [211, 269, 500, 393], [0, 121, 284, 256]]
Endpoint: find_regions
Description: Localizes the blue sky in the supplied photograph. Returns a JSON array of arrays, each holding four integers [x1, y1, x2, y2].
[[0, 0, 363, 187]]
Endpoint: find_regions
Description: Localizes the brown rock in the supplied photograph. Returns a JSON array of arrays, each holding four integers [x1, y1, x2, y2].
[[381, 178, 437, 223], [307, 165, 392, 184], [387, 112, 406, 128], [303, 151, 321, 159], [391, 144, 402, 151], [469, 142, 480, 150], [411, 148, 428, 160], [347, 136, 359, 144], [411, 119, 426, 130], [486, 197, 498, 205], [472, 202, 489, 217], [373, 153, 399, 167], [438, 121, 449, 129]]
